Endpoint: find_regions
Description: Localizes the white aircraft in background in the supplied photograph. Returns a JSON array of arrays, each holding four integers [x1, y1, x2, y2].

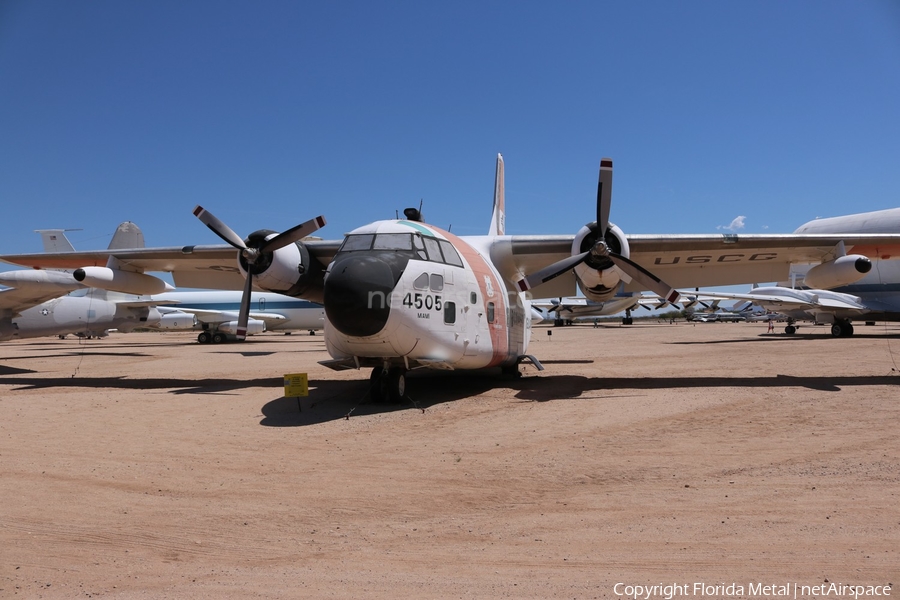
[[788, 207, 900, 316], [668, 207, 900, 337], [153, 290, 325, 343], [3, 155, 898, 401], [533, 291, 685, 325], [0, 222, 171, 341], [533, 293, 642, 325], [0, 275, 169, 341]]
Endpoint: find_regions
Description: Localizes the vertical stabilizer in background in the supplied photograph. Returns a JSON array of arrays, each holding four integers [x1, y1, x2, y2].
[[488, 153, 505, 236], [35, 229, 78, 253], [108, 222, 145, 249]]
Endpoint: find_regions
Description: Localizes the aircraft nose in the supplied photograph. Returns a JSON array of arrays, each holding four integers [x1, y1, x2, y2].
[[324, 256, 396, 337]]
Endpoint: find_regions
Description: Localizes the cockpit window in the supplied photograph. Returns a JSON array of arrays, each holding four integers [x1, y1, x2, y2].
[[338, 231, 463, 268], [413, 235, 428, 260], [438, 240, 463, 267], [372, 233, 413, 251], [339, 234, 375, 251], [423, 237, 442, 262]]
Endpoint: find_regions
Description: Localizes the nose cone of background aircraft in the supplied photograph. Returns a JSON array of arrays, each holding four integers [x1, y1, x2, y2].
[[324, 255, 396, 337]]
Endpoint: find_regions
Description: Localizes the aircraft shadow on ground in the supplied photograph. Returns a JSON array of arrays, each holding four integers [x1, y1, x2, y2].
[[674, 331, 900, 345], [0, 365, 37, 376], [1, 369, 896, 425], [259, 370, 900, 427], [0, 375, 283, 395]]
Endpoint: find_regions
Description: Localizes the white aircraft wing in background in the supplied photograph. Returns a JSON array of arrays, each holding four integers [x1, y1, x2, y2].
[[0, 270, 86, 317], [683, 286, 871, 337]]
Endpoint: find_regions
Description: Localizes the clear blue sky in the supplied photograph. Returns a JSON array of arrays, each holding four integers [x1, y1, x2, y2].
[[1, 0, 899, 257]]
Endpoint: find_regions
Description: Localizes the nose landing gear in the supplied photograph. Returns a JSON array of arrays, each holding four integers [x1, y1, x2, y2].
[[369, 366, 407, 403]]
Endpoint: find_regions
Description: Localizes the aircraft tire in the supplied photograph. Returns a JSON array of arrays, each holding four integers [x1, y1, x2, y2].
[[387, 367, 406, 403], [212, 332, 227, 344], [831, 324, 843, 337], [785, 325, 796, 335], [198, 332, 211, 344]]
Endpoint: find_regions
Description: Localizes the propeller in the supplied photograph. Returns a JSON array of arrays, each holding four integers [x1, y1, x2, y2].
[[516, 159, 680, 304], [193, 205, 326, 339]]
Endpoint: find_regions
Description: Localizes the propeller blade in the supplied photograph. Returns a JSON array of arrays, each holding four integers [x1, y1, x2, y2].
[[193, 205, 247, 250], [260, 215, 327, 253], [609, 252, 680, 304], [236, 269, 254, 340], [516, 251, 589, 292], [597, 158, 613, 234]]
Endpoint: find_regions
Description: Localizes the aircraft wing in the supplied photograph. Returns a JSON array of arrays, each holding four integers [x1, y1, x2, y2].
[[167, 307, 288, 326], [0, 286, 77, 316], [683, 290, 868, 314], [503, 233, 900, 295], [4, 232, 900, 296], [0, 270, 86, 316], [0, 240, 342, 290]]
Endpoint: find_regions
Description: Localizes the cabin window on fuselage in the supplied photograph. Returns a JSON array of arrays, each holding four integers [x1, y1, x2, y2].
[[430, 274, 443, 292], [443, 301, 456, 324], [413, 272, 429, 290], [470, 292, 477, 304], [487, 302, 495, 323]]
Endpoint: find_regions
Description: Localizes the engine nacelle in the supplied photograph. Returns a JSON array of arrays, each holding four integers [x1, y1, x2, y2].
[[571, 222, 631, 302], [217, 319, 266, 336], [0, 269, 84, 292], [238, 230, 325, 303], [156, 312, 198, 330], [803, 254, 872, 289], [73, 267, 175, 295]]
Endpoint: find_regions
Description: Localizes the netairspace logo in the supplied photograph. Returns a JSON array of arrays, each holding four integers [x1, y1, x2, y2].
[[613, 582, 892, 599]]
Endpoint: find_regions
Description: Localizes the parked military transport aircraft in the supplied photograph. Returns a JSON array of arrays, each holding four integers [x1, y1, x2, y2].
[[0, 281, 167, 341], [2, 156, 898, 400], [0, 222, 171, 341], [153, 290, 325, 343]]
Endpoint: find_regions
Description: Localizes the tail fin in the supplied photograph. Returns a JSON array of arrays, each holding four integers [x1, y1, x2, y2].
[[35, 229, 78, 252], [488, 153, 505, 236], [108, 222, 145, 249]]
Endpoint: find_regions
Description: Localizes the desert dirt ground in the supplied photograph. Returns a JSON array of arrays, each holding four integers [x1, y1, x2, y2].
[[1, 321, 899, 599]]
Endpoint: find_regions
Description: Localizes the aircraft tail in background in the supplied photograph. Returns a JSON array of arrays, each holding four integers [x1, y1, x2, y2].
[[34, 229, 78, 253], [488, 153, 505, 236]]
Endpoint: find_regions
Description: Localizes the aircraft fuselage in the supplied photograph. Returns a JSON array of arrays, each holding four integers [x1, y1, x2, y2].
[[322, 220, 531, 371]]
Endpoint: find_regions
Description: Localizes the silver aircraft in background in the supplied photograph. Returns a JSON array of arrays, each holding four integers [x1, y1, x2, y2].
[[0, 223, 170, 341]]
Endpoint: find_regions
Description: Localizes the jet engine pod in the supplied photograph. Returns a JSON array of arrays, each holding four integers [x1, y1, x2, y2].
[[803, 254, 872, 289], [218, 319, 266, 336], [571, 222, 631, 302], [73, 267, 174, 295], [157, 312, 197, 330]]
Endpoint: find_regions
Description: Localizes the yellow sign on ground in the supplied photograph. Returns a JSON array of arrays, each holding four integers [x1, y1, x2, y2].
[[283, 373, 308, 397]]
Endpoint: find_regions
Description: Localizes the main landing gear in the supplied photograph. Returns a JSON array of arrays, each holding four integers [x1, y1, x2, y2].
[[830, 319, 854, 338], [197, 331, 231, 344], [783, 318, 854, 337], [369, 366, 407, 403]]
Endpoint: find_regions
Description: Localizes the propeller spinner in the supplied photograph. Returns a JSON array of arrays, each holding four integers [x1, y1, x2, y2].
[[193, 205, 326, 339], [516, 159, 680, 304]]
